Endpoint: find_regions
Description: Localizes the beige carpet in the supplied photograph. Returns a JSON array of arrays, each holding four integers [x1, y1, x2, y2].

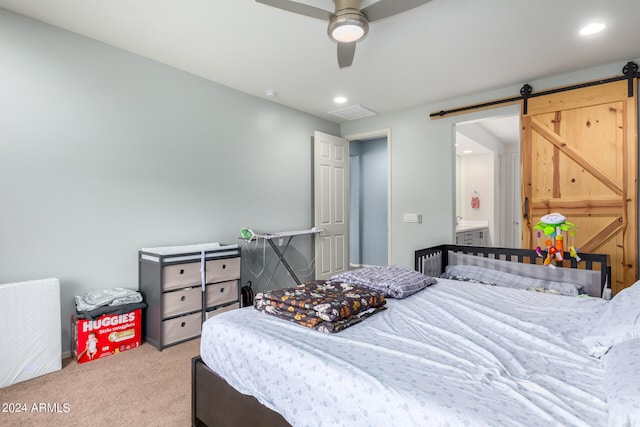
[[1, 339, 201, 427]]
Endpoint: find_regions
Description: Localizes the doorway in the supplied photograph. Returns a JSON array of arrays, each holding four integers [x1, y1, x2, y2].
[[455, 114, 520, 247], [347, 130, 391, 267]]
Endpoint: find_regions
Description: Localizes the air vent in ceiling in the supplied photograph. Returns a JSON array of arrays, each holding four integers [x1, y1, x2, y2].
[[328, 104, 378, 121]]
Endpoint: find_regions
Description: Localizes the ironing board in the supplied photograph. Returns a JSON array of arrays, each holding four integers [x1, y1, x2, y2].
[[254, 229, 323, 287]]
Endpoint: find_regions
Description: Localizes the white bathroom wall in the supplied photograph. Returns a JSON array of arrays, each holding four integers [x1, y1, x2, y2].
[[460, 154, 494, 244]]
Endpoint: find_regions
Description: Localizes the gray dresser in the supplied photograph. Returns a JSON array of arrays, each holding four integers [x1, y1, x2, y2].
[[138, 243, 241, 350]]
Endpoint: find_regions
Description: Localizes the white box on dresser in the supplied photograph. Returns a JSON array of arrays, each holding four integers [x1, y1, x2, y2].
[[0, 278, 61, 388]]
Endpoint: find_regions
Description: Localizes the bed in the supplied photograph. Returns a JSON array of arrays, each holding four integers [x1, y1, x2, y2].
[[192, 245, 640, 427]]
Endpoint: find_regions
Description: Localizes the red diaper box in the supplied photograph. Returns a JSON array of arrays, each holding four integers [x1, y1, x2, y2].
[[71, 309, 142, 364]]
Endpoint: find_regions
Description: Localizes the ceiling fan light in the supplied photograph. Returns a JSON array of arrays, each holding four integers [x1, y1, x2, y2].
[[332, 24, 364, 42], [328, 14, 368, 43]]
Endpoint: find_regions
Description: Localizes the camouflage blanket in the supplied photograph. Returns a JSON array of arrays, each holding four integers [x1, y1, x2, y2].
[[254, 280, 386, 333]]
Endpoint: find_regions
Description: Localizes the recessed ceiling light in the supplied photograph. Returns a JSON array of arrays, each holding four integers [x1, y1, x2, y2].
[[265, 89, 277, 97], [463, 150, 473, 154], [334, 96, 347, 104], [579, 22, 605, 36]]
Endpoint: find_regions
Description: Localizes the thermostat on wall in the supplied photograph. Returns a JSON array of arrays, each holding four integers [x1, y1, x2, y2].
[[402, 213, 422, 223]]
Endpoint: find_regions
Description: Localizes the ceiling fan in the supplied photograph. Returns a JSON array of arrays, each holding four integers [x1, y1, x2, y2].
[[255, 0, 433, 68]]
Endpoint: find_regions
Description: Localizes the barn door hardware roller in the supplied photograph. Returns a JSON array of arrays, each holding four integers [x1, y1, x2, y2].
[[623, 61, 639, 97], [520, 84, 533, 115]]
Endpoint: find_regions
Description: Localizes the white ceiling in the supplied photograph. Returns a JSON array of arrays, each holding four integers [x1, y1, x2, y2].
[[1, 0, 639, 124], [477, 116, 520, 145], [455, 132, 492, 157], [455, 114, 520, 155]]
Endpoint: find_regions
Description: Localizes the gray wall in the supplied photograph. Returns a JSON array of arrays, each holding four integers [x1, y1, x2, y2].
[[349, 138, 388, 266], [0, 9, 338, 354], [349, 142, 361, 264]]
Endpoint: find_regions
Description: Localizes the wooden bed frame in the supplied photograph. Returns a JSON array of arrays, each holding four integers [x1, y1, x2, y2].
[[191, 355, 290, 427], [191, 244, 610, 427]]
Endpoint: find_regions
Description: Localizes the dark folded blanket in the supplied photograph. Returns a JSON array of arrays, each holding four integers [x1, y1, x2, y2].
[[254, 280, 386, 333]]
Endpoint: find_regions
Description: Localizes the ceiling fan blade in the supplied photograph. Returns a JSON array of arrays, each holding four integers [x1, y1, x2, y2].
[[255, 0, 333, 21], [361, 0, 433, 22], [337, 42, 356, 68]]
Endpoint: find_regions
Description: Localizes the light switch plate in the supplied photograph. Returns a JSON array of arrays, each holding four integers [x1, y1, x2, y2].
[[402, 213, 422, 223]]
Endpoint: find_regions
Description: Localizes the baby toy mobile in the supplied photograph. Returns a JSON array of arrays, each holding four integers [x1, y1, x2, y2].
[[534, 212, 580, 266]]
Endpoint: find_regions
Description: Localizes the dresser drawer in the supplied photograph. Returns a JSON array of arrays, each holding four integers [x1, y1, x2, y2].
[[205, 280, 238, 308], [162, 312, 201, 345], [205, 302, 240, 321], [162, 286, 202, 318], [205, 258, 240, 283], [162, 262, 201, 291]]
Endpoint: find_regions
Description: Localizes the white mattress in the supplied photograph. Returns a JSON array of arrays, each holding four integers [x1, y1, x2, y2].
[[0, 278, 61, 388], [201, 279, 610, 427]]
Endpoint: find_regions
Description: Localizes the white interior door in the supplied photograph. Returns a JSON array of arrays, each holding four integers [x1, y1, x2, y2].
[[510, 152, 521, 247], [314, 131, 349, 280]]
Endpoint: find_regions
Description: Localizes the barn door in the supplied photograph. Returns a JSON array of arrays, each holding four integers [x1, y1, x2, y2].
[[521, 80, 638, 295]]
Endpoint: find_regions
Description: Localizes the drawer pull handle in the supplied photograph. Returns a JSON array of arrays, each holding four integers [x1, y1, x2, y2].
[[179, 269, 185, 275], [220, 287, 225, 293], [180, 296, 186, 301], [222, 264, 226, 269], [180, 322, 186, 328]]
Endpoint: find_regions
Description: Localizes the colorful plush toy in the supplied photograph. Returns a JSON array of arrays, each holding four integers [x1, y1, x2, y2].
[[534, 213, 580, 266]]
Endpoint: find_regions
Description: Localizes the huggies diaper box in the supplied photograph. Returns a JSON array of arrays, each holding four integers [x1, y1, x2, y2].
[[71, 309, 141, 364]]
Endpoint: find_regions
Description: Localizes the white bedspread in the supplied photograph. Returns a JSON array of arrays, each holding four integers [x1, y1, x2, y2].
[[200, 279, 609, 427]]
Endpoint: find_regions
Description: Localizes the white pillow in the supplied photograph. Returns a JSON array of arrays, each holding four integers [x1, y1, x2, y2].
[[603, 338, 640, 426], [446, 251, 603, 297], [583, 280, 640, 357], [441, 264, 583, 296]]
